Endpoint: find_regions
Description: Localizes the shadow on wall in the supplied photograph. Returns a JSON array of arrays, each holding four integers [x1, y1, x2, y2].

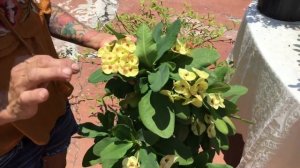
[[246, 2, 300, 30], [223, 134, 245, 167]]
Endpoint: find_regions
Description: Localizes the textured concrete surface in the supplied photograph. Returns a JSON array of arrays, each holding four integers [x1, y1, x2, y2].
[[50, 0, 251, 167]]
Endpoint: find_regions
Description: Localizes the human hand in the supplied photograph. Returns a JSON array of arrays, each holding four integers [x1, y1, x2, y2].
[[88, 32, 117, 50], [2, 55, 79, 123]]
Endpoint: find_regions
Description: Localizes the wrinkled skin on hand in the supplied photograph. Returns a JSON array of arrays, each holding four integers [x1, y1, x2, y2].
[[3, 55, 79, 123]]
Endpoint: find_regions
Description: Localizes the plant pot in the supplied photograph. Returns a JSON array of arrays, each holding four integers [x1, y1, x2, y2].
[[258, 0, 300, 21]]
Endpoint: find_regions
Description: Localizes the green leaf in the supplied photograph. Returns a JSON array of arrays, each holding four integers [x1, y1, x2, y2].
[[223, 85, 248, 97], [112, 124, 134, 140], [105, 25, 126, 39], [93, 137, 116, 156], [214, 66, 231, 81], [188, 48, 220, 68], [165, 61, 177, 71], [82, 145, 102, 167], [193, 152, 209, 168], [139, 148, 160, 168], [218, 132, 229, 150], [78, 122, 108, 138], [158, 51, 182, 63], [170, 72, 181, 81], [206, 163, 233, 168], [172, 101, 191, 121], [152, 22, 163, 43], [117, 114, 135, 129], [98, 111, 115, 129], [100, 141, 134, 160], [223, 100, 238, 115], [89, 69, 114, 83], [156, 19, 181, 62], [174, 122, 189, 142], [207, 82, 230, 93], [105, 77, 133, 98], [156, 138, 194, 165], [215, 118, 229, 135], [223, 85, 248, 103], [210, 138, 221, 154], [222, 116, 236, 135], [101, 159, 120, 168], [138, 91, 175, 138], [138, 77, 149, 94], [148, 63, 170, 92], [138, 129, 160, 145], [135, 24, 157, 67]]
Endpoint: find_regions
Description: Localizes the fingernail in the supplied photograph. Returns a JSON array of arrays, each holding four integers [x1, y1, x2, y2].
[[71, 63, 80, 71], [63, 68, 72, 76]]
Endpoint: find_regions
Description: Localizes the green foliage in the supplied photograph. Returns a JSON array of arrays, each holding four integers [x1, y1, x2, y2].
[[188, 48, 220, 68], [83, 2, 248, 167], [88, 69, 114, 83], [148, 63, 170, 92], [156, 19, 181, 61], [207, 163, 233, 168], [138, 91, 175, 138], [135, 24, 157, 68], [139, 148, 160, 168]]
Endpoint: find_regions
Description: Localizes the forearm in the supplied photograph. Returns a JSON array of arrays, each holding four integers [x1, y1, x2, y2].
[[48, 5, 106, 49]]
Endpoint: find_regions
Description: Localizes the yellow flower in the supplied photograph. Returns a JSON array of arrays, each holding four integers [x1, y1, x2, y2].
[[207, 93, 225, 110], [174, 80, 191, 98], [98, 47, 109, 58], [101, 52, 118, 63], [112, 43, 130, 58], [182, 95, 203, 107], [191, 119, 206, 136], [207, 124, 216, 138], [172, 94, 184, 101], [119, 37, 136, 53], [178, 68, 196, 81], [102, 62, 118, 74], [192, 68, 209, 79], [160, 155, 178, 168], [121, 54, 139, 66], [122, 156, 140, 168], [98, 42, 114, 57], [191, 95, 203, 107], [190, 78, 208, 96], [160, 90, 185, 103], [127, 65, 139, 77], [119, 64, 139, 77], [172, 39, 190, 56], [160, 90, 174, 103]]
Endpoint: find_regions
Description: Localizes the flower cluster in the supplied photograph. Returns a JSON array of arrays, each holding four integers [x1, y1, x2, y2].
[[172, 39, 191, 56], [191, 114, 217, 138], [122, 156, 140, 168], [98, 37, 139, 77], [161, 68, 225, 109]]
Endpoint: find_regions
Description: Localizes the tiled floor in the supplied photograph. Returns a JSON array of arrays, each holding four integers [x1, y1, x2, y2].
[[52, 0, 252, 167]]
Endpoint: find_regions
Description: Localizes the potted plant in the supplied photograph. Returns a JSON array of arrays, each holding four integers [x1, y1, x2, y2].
[[258, 0, 300, 21], [79, 18, 249, 167]]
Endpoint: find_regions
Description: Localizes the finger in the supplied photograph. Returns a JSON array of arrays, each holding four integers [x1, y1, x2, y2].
[[24, 55, 80, 72], [26, 66, 74, 86], [19, 88, 49, 105]]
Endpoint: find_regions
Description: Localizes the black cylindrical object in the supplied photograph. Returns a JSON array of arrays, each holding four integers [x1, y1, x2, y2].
[[258, 0, 300, 21]]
